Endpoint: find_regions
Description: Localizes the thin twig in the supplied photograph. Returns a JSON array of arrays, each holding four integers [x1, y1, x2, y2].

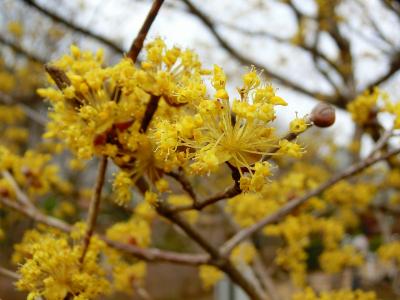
[[369, 127, 394, 157], [21, 0, 124, 53], [0, 196, 209, 265], [353, 0, 396, 48], [169, 126, 313, 213], [127, 0, 165, 134], [156, 203, 265, 300], [140, 95, 160, 132], [0, 267, 19, 281], [2, 170, 33, 208], [80, 156, 108, 263], [166, 169, 198, 204], [180, 0, 334, 103], [220, 146, 400, 256], [127, 0, 165, 62], [252, 255, 281, 300], [0, 35, 44, 63], [0, 91, 48, 126]]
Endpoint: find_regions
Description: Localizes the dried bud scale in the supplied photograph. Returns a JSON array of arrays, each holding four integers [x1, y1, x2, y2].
[[310, 103, 336, 128]]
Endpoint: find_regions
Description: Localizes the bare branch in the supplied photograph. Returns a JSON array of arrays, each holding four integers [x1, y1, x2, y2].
[[127, 0, 165, 62], [140, 95, 161, 132], [221, 146, 400, 256], [20, 0, 124, 53], [0, 266, 19, 281], [166, 169, 198, 204], [80, 156, 108, 263], [2, 170, 34, 208], [219, 22, 342, 75], [0, 35, 45, 64], [363, 52, 400, 91], [354, 0, 397, 48], [0, 196, 209, 265], [0, 91, 48, 126], [180, 0, 333, 102], [0, 196, 71, 232], [156, 203, 266, 300]]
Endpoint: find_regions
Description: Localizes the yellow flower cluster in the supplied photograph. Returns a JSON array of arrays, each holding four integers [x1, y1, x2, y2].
[[226, 192, 280, 227], [231, 242, 257, 265], [0, 146, 71, 197], [38, 38, 308, 205], [38, 39, 212, 207], [198, 265, 224, 289], [112, 171, 133, 206], [0, 105, 28, 151], [110, 260, 146, 294], [106, 217, 152, 247], [14, 223, 149, 298], [378, 241, 400, 265], [264, 215, 345, 286], [14, 228, 110, 300], [7, 21, 24, 38], [226, 162, 328, 228], [168, 194, 198, 223], [319, 245, 364, 273], [347, 88, 380, 126], [0, 71, 16, 92], [323, 180, 376, 228], [292, 287, 377, 300], [154, 65, 304, 191]]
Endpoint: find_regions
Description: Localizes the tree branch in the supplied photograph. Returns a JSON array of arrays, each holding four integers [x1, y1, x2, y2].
[[0, 266, 19, 281], [180, 0, 333, 102], [127, 0, 165, 62], [166, 169, 198, 204], [20, 0, 124, 53], [80, 156, 108, 263], [169, 125, 313, 213], [0, 91, 47, 126], [220, 146, 400, 256], [0, 195, 209, 265], [140, 95, 160, 132], [156, 203, 265, 300], [0, 35, 45, 64], [364, 52, 400, 91]]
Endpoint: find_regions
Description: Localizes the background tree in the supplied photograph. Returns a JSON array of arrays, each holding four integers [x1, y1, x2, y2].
[[1, 1, 400, 300]]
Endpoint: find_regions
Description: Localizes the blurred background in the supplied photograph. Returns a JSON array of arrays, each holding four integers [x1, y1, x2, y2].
[[1, 0, 400, 299]]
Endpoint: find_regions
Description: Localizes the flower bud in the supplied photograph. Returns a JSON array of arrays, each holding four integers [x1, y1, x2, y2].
[[310, 103, 335, 127]]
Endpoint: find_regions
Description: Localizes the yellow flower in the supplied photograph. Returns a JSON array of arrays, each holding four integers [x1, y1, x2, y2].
[[112, 171, 133, 206], [0, 146, 71, 197], [378, 241, 400, 265], [106, 217, 151, 247], [290, 116, 309, 134], [227, 193, 279, 227], [347, 88, 380, 126], [112, 261, 147, 294], [278, 139, 304, 158], [0, 72, 16, 92], [168, 194, 198, 223], [7, 21, 24, 38], [15, 231, 110, 300], [199, 265, 224, 289], [159, 66, 296, 185], [319, 245, 364, 273], [231, 243, 256, 265]]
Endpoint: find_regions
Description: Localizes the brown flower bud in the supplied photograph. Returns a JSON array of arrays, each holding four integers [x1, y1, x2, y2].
[[310, 103, 335, 127]]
